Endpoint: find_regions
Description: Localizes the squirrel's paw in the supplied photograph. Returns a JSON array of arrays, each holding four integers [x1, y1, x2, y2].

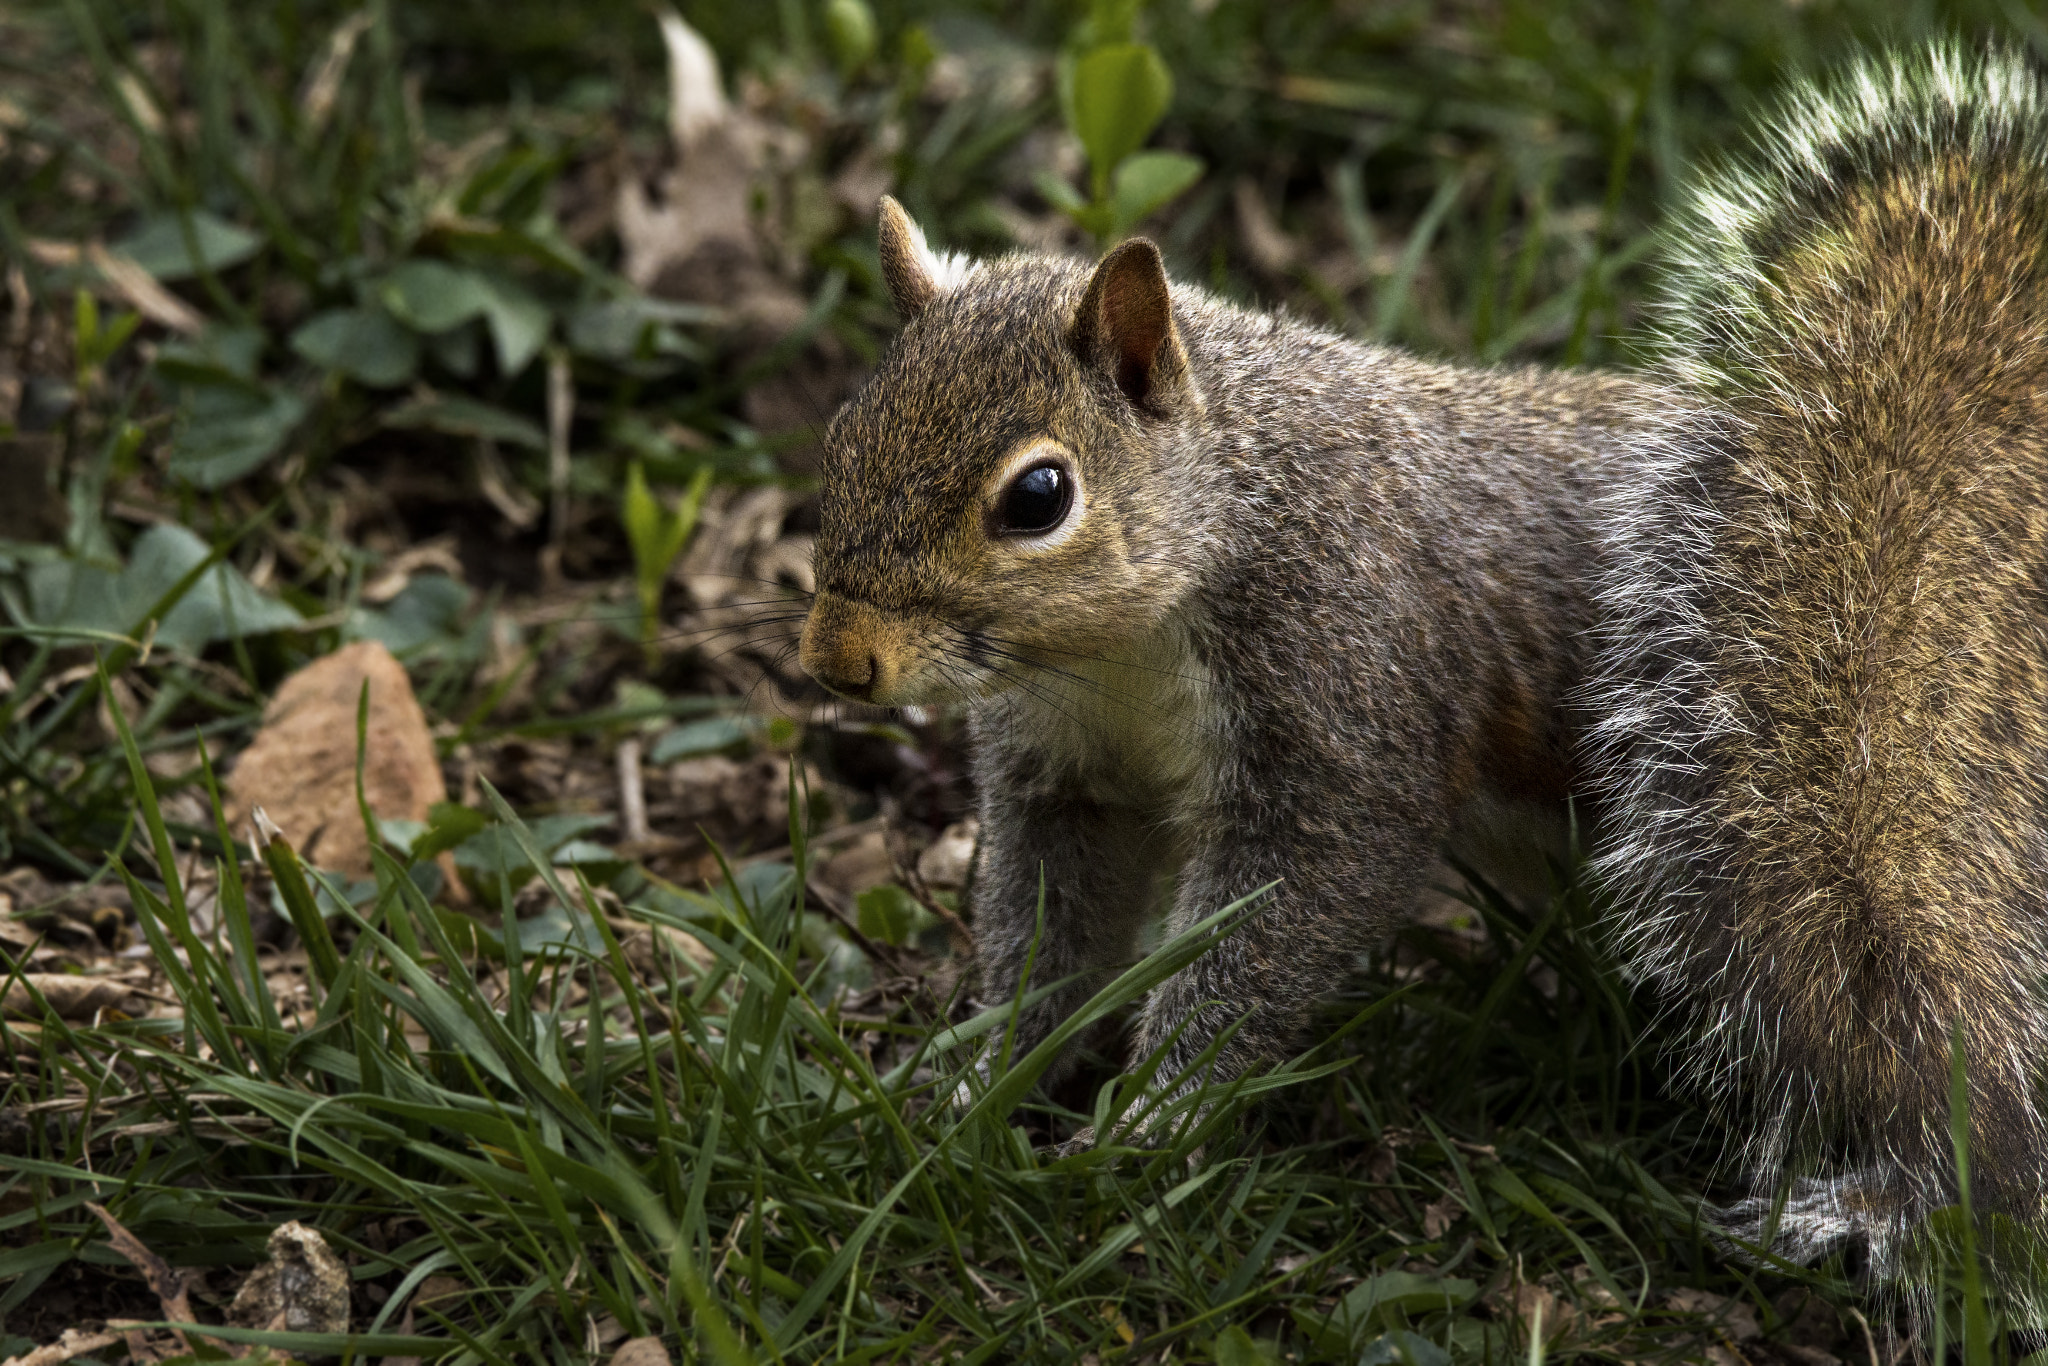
[[1052, 1124, 1098, 1158], [1048, 1100, 1210, 1161], [1711, 1169, 1905, 1272]]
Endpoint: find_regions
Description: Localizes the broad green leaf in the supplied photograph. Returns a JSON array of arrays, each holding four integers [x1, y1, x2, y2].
[[1071, 43, 1173, 182], [1032, 170, 1089, 216], [112, 209, 263, 280], [856, 885, 922, 945], [383, 393, 546, 449], [648, 716, 749, 763], [1111, 150, 1204, 232], [567, 297, 712, 364], [1337, 1272, 1477, 1334], [1358, 1330, 1454, 1366], [168, 382, 308, 486], [350, 572, 474, 655], [476, 274, 551, 375], [454, 813, 615, 880], [153, 322, 265, 384], [290, 307, 421, 387], [24, 524, 302, 654], [409, 802, 492, 862], [428, 319, 483, 378], [1213, 1326, 1278, 1366], [379, 260, 494, 332]]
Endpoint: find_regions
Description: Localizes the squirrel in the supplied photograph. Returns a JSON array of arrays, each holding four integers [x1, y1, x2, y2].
[[798, 45, 2048, 1283]]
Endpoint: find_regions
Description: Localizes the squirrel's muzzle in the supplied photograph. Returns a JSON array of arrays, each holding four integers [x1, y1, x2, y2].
[[800, 593, 901, 704]]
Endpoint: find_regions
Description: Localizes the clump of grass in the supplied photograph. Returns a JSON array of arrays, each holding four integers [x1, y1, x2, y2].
[[0, 672, 1887, 1363]]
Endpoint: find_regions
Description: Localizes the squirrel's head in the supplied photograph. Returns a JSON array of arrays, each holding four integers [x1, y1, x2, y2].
[[800, 198, 1208, 707]]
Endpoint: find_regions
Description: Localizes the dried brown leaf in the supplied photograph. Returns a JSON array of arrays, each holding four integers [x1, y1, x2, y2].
[[2, 973, 130, 1019], [224, 641, 446, 879]]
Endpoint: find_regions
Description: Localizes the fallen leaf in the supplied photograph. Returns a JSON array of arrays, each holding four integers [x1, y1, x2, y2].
[[2, 973, 130, 1019], [225, 640, 446, 878], [227, 1220, 351, 1335], [1420, 1192, 1460, 1239], [1668, 1288, 1763, 1342]]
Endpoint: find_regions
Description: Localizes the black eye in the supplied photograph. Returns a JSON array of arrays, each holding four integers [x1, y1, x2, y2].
[[995, 462, 1073, 535]]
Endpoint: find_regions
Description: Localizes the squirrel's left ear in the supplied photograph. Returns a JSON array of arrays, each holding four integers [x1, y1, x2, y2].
[[878, 196, 974, 320], [1074, 238, 1191, 413]]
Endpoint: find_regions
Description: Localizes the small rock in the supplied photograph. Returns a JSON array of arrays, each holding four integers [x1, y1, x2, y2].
[[610, 1339, 673, 1366], [226, 1221, 350, 1335], [917, 818, 979, 890]]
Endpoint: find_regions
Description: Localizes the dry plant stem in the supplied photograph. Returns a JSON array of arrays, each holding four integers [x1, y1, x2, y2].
[[547, 349, 573, 550], [0, 1328, 126, 1366], [617, 736, 650, 843], [84, 1203, 195, 1355]]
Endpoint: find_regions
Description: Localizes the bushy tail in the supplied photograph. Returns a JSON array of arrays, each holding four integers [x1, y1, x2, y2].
[[1589, 46, 2048, 1280]]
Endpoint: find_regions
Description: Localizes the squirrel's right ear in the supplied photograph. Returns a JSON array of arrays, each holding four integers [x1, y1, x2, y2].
[[878, 196, 972, 320], [1074, 238, 1191, 414]]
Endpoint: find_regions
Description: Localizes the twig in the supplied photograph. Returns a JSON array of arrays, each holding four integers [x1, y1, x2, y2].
[[616, 737, 650, 844]]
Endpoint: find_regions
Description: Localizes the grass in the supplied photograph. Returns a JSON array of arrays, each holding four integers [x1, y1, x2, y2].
[[3, 701, 1742, 1363], [6, 0, 2048, 1360]]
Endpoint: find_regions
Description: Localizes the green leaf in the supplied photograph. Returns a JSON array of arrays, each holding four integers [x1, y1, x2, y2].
[[350, 573, 474, 656], [1070, 43, 1173, 185], [153, 323, 266, 384], [567, 297, 711, 365], [290, 307, 421, 387], [112, 209, 263, 281], [856, 885, 921, 945], [823, 0, 877, 73], [1110, 150, 1204, 233], [454, 813, 615, 881], [476, 274, 552, 376], [1337, 1272, 1478, 1335], [168, 382, 308, 487], [622, 460, 665, 570], [379, 260, 494, 333], [648, 716, 749, 763], [24, 524, 302, 654], [409, 802, 492, 862], [1357, 1331, 1454, 1366], [383, 393, 547, 449], [1213, 1325, 1279, 1366]]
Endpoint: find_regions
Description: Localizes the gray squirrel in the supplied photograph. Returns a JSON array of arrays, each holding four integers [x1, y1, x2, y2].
[[798, 45, 2048, 1283]]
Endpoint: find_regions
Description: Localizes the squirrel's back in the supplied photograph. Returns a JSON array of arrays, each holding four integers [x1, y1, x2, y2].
[[1589, 46, 2048, 1275]]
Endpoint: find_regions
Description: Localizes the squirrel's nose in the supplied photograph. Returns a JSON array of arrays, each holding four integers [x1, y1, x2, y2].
[[812, 651, 877, 701], [798, 609, 881, 701]]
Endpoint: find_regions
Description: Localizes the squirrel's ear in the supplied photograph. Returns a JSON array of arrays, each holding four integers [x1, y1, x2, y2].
[[878, 196, 972, 320], [1074, 238, 1189, 412]]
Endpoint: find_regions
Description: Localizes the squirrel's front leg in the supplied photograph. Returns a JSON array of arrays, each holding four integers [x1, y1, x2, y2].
[[1116, 802, 1446, 1144], [968, 780, 1170, 1088]]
